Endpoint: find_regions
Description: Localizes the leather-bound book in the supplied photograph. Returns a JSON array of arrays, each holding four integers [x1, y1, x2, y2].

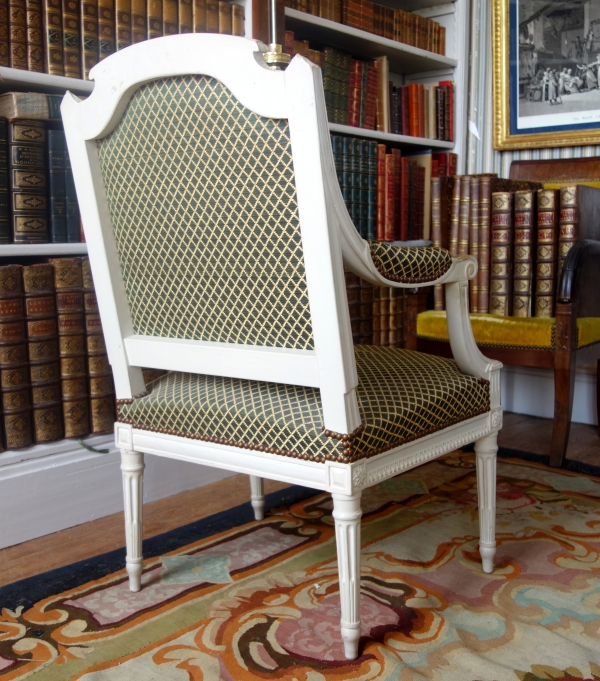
[[147, 0, 162, 37], [23, 264, 62, 444], [384, 153, 395, 241], [9, 0, 27, 69], [80, 0, 97, 77], [431, 176, 443, 310], [163, 0, 177, 34], [558, 184, 600, 279], [26, 0, 44, 71], [406, 83, 418, 137], [535, 188, 558, 318], [98, 0, 115, 58], [62, 0, 80, 77], [65, 150, 80, 243], [457, 174, 470, 256], [399, 156, 409, 241], [376, 143, 385, 240], [52, 258, 89, 439], [367, 140, 377, 241], [205, 0, 217, 32], [0, 0, 9, 67], [359, 278, 373, 344], [217, 0, 230, 33], [192, 0, 205, 31], [448, 175, 460, 257], [372, 286, 380, 345], [512, 190, 535, 318], [489, 191, 513, 317], [9, 120, 48, 244], [41, 0, 63, 74], [0, 117, 8, 245], [0, 265, 31, 450], [345, 269, 361, 345], [178, 0, 192, 32], [48, 129, 67, 243], [115, 0, 130, 49], [131, 0, 145, 41], [469, 176, 480, 312]]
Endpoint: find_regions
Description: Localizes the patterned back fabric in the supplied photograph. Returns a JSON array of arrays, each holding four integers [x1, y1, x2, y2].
[[97, 75, 314, 350]]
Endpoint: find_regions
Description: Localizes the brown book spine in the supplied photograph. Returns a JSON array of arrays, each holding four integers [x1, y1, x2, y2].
[[178, 0, 191, 31], [130, 0, 145, 40], [372, 286, 380, 345], [42, 0, 63, 74], [384, 153, 395, 241], [469, 176, 480, 312], [162, 0, 177, 34], [512, 190, 535, 318], [376, 143, 385, 241], [0, 0, 9, 66], [146, 0, 161, 36], [192, 0, 205, 31], [205, 0, 217, 31], [359, 278, 373, 344], [431, 176, 443, 310], [98, 0, 115, 57], [80, 0, 97, 78], [478, 175, 492, 314], [217, 0, 229, 33], [535, 188, 558, 318], [489, 191, 513, 317], [558, 184, 578, 281], [23, 263, 63, 444], [115, 0, 130, 49], [61, 0, 80, 77], [9, 0, 27, 69], [26, 0, 44, 71], [457, 175, 470, 257], [230, 1, 242, 35], [52, 258, 89, 439], [448, 175, 460, 257], [378, 286, 389, 346], [345, 269, 361, 345]]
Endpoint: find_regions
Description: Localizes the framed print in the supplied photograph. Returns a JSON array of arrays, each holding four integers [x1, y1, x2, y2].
[[494, 0, 600, 149]]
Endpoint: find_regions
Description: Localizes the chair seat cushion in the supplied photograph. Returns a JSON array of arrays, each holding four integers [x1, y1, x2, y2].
[[369, 242, 452, 283], [118, 347, 490, 463], [417, 310, 600, 350]]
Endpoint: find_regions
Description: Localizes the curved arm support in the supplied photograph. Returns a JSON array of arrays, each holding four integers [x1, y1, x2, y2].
[[558, 239, 600, 318]]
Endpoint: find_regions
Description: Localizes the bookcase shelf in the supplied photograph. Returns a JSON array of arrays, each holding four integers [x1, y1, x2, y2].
[[329, 122, 453, 148], [0, 243, 88, 257], [0, 68, 94, 96], [0, 433, 112, 468], [284, 8, 457, 73]]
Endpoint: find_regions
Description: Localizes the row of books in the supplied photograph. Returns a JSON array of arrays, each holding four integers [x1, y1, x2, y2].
[[0, 257, 114, 452], [1, 0, 245, 80], [431, 177, 600, 318], [345, 270, 408, 347], [291, 43, 454, 140], [285, 0, 446, 56], [0, 97, 84, 243]]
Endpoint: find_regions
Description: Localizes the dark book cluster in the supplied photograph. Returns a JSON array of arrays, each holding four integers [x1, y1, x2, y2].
[[284, 0, 445, 56], [286, 39, 454, 141], [0, 256, 115, 451], [0, 0, 245, 80], [430, 177, 600, 318]]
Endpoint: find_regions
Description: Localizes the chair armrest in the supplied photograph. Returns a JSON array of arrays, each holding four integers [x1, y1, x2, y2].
[[558, 239, 600, 318], [369, 240, 452, 283]]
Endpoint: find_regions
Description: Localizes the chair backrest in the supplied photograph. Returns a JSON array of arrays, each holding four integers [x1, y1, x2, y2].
[[62, 34, 360, 435]]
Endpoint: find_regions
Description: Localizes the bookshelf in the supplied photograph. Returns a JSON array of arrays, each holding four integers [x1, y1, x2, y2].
[[0, 67, 94, 96], [0, 243, 88, 257], [329, 122, 453, 149]]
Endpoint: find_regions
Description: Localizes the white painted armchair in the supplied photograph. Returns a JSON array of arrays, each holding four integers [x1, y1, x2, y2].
[[61, 33, 502, 661]]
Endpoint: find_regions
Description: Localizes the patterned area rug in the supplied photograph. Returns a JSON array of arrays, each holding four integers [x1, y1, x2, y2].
[[1, 449, 600, 680]]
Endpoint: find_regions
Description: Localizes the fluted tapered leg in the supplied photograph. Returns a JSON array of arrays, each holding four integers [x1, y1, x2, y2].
[[249, 475, 265, 520], [332, 492, 362, 660], [475, 434, 497, 574], [121, 449, 144, 591]]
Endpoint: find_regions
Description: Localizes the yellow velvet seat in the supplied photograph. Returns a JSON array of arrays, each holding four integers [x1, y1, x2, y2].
[[417, 311, 600, 351]]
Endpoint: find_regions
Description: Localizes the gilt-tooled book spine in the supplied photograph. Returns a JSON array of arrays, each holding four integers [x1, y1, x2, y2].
[[61, 0, 80, 77], [9, 0, 27, 69], [489, 191, 513, 317], [0, 265, 30, 450], [80, 0, 98, 77], [9, 119, 48, 244], [52, 258, 89, 439], [558, 185, 578, 282], [358, 140, 369, 241], [375, 286, 389, 346], [97, 0, 115, 58], [448, 175, 460, 257], [376, 143, 385, 240], [384, 153, 395, 241], [468, 176, 480, 312], [367, 140, 377, 242], [82, 258, 114, 434], [457, 174, 470, 257], [478, 175, 492, 314], [178, 0, 191, 31], [65, 149, 80, 243], [23, 263, 63, 444], [48, 130, 67, 243], [131, 0, 145, 41], [535, 188, 558, 318], [115, 0, 130, 49], [431, 176, 443, 310], [192, 0, 205, 31], [217, 0, 230, 33], [42, 0, 63, 74], [163, 0, 177, 34], [512, 190, 535, 318], [26, 0, 44, 71], [0, 0, 9, 67], [146, 0, 161, 36], [0, 118, 8, 245]]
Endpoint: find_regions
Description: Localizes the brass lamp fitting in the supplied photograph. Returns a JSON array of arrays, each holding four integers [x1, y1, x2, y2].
[[264, 43, 291, 69]]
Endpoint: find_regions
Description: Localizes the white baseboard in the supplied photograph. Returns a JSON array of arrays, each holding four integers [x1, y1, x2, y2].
[[0, 437, 234, 549]]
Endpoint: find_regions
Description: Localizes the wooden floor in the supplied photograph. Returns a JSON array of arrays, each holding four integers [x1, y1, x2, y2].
[[0, 412, 598, 588]]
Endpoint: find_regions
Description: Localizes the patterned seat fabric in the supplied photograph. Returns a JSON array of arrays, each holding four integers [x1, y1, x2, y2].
[[118, 346, 490, 463], [369, 241, 452, 283]]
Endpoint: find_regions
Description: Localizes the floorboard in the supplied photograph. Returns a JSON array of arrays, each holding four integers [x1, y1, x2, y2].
[[0, 412, 598, 589]]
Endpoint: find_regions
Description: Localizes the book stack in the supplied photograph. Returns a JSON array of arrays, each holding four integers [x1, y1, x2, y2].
[[0, 93, 83, 243], [284, 0, 445, 55], [1, 0, 245, 79], [431, 177, 600, 318], [286, 39, 454, 140]]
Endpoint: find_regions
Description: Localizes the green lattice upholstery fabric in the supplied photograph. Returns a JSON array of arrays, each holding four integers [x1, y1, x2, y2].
[[118, 347, 489, 462], [97, 75, 314, 350], [369, 242, 452, 283]]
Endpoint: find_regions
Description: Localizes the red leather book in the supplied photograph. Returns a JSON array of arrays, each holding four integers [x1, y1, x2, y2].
[[376, 143, 386, 241], [364, 61, 378, 130], [384, 153, 395, 241], [392, 148, 401, 241], [406, 83, 418, 137], [439, 80, 453, 142], [414, 165, 425, 239], [432, 152, 457, 177], [399, 156, 409, 241], [417, 83, 424, 138], [348, 59, 361, 128]]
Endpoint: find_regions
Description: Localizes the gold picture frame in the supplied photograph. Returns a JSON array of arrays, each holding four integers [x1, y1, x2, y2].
[[493, 0, 600, 150]]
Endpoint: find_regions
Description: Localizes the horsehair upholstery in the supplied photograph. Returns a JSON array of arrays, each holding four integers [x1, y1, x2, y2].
[[97, 74, 314, 350], [369, 241, 453, 283], [117, 346, 490, 463]]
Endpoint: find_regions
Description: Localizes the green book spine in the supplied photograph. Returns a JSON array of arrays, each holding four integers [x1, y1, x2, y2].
[[64, 150, 79, 243], [9, 119, 49, 244], [0, 118, 9, 244], [48, 130, 67, 243]]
